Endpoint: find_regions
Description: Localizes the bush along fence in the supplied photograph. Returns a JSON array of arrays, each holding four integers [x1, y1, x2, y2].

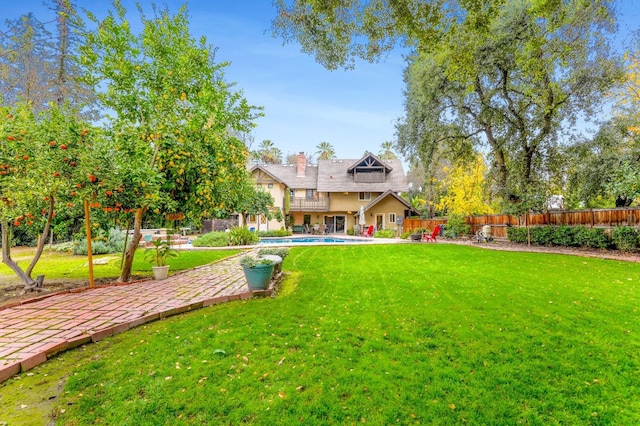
[[403, 207, 640, 252]]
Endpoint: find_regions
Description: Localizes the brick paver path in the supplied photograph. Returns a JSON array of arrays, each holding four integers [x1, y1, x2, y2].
[[0, 252, 268, 382]]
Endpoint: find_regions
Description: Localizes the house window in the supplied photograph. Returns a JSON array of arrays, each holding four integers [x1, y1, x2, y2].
[[303, 214, 311, 225], [268, 183, 273, 188], [389, 213, 396, 224], [306, 189, 316, 200], [359, 192, 371, 201], [248, 215, 256, 223], [289, 188, 295, 198]]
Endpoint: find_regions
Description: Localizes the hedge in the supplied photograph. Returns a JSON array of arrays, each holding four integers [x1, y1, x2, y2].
[[507, 225, 618, 250]]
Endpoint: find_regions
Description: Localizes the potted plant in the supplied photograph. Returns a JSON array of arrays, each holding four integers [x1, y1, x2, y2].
[[144, 238, 179, 280], [240, 255, 275, 290], [410, 228, 428, 241], [257, 247, 289, 276]]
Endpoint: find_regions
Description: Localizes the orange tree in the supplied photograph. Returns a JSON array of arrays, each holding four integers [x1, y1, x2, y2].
[[0, 100, 117, 289], [80, 2, 260, 281]]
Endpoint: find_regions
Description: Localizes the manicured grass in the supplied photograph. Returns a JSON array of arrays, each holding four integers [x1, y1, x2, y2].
[[0, 248, 242, 283], [2, 244, 639, 424]]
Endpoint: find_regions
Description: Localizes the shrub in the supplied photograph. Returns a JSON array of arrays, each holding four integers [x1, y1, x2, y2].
[[258, 247, 290, 260], [228, 226, 259, 246], [239, 255, 274, 268], [258, 229, 291, 237], [574, 227, 610, 249], [611, 227, 640, 252], [508, 225, 613, 250], [107, 228, 126, 252], [400, 231, 412, 239], [373, 228, 395, 238], [192, 231, 230, 247], [72, 239, 111, 255], [71, 228, 126, 255], [51, 241, 76, 253], [506, 226, 528, 243], [444, 214, 469, 239], [551, 225, 578, 247], [347, 227, 355, 236]]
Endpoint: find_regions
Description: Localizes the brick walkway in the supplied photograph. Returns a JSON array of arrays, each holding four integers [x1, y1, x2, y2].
[[0, 251, 269, 383]]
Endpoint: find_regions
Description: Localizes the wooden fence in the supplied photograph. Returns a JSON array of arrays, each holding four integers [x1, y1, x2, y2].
[[403, 207, 640, 239]]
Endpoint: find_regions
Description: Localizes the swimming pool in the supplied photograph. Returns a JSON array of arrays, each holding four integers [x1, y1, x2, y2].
[[259, 236, 373, 245]]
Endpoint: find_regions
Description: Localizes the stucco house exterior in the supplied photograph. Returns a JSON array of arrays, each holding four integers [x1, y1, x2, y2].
[[247, 152, 417, 234]]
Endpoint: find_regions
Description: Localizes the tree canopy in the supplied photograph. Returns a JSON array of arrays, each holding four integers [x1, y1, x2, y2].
[[80, 1, 261, 280], [274, 0, 623, 211]]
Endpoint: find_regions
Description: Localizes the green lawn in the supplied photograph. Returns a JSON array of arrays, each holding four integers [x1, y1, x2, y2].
[[2, 244, 639, 424], [0, 248, 242, 283]]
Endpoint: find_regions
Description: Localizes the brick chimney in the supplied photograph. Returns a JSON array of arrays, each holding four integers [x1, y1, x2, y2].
[[296, 152, 306, 177]]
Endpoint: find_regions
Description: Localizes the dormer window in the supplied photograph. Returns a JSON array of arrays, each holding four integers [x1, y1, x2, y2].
[[347, 154, 392, 184], [359, 192, 371, 201]]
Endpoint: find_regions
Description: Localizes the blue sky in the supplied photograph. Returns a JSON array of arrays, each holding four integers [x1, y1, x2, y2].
[[3, 1, 639, 162]]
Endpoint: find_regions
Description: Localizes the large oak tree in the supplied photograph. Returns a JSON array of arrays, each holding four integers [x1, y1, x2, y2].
[[273, 0, 623, 210]]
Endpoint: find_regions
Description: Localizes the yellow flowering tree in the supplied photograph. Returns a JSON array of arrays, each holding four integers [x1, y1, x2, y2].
[[437, 154, 493, 216]]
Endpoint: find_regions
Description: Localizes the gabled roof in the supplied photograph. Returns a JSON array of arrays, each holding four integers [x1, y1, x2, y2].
[[355, 190, 419, 216], [346, 153, 393, 173], [317, 157, 407, 193], [248, 164, 318, 189]]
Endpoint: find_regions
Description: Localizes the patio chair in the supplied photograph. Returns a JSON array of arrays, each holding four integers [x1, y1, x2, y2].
[[422, 225, 440, 243], [362, 225, 374, 237]]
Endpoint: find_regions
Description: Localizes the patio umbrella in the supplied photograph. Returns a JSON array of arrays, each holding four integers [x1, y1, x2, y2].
[[359, 206, 366, 230]]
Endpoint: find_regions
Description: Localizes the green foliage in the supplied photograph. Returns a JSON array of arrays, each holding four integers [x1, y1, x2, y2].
[[257, 247, 290, 260], [508, 225, 615, 250], [72, 239, 111, 255], [143, 238, 179, 267], [239, 255, 274, 268], [443, 214, 469, 238], [346, 226, 355, 236], [506, 226, 528, 244], [192, 231, 230, 247], [72, 228, 126, 255], [258, 229, 291, 237], [228, 226, 259, 246], [611, 227, 640, 252], [373, 228, 395, 238], [400, 231, 412, 239], [574, 227, 611, 249]]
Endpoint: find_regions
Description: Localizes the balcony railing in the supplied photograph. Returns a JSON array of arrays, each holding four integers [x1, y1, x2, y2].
[[286, 197, 330, 212], [353, 172, 385, 183]]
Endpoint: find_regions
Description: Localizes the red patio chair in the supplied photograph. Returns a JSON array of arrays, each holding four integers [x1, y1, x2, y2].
[[422, 225, 440, 242], [362, 225, 374, 237]]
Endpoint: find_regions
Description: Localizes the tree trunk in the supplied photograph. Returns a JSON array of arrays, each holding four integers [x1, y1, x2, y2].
[[24, 196, 55, 284], [119, 208, 144, 282], [484, 123, 508, 198], [1, 221, 35, 287]]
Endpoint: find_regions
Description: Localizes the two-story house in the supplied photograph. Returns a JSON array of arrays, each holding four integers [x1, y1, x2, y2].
[[247, 152, 416, 234]]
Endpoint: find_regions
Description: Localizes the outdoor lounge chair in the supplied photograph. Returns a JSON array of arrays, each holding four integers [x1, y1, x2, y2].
[[362, 225, 374, 237], [422, 225, 440, 242]]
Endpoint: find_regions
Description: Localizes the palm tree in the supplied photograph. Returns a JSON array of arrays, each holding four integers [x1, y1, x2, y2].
[[254, 139, 283, 164], [379, 141, 397, 159], [315, 141, 336, 160]]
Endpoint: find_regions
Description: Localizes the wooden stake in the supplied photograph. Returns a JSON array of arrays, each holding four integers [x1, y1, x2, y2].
[[84, 199, 95, 288]]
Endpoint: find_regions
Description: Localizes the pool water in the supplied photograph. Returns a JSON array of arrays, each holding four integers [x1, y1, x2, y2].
[[259, 236, 372, 244]]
